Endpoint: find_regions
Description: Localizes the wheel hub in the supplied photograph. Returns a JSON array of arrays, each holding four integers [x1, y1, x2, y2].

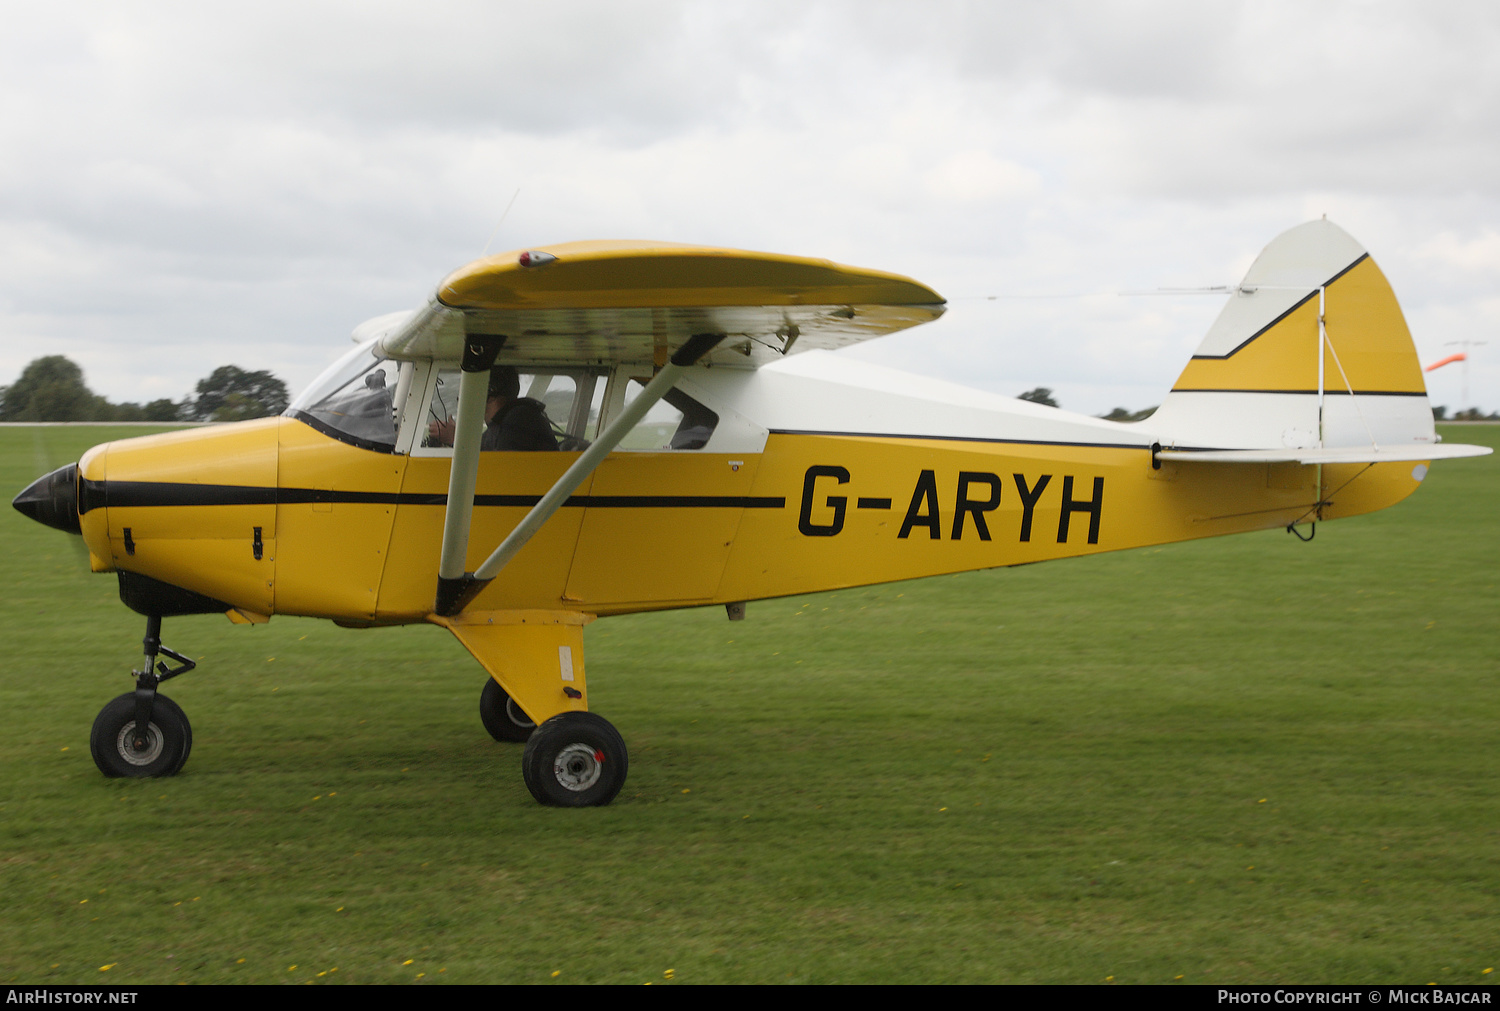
[[552, 743, 604, 792], [116, 721, 163, 766]]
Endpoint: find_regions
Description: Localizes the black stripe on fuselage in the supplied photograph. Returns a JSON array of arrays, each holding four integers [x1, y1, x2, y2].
[[79, 480, 784, 513]]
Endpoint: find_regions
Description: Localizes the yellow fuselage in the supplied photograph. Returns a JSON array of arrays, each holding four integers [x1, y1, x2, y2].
[[78, 414, 1420, 625]]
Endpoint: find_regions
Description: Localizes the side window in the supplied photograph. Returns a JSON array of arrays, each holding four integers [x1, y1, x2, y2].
[[425, 368, 460, 439], [618, 379, 720, 450], [521, 373, 581, 449], [414, 368, 599, 452]]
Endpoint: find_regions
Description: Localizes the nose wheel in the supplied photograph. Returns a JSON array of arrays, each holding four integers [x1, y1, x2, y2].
[[521, 712, 628, 807], [91, 692, 192, 777], [90, 614, 198, 779]]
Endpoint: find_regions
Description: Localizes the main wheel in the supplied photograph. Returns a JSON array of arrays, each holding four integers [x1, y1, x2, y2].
[[90, 692, 192, 778], [521, 712, 628, 807], [480, 678, 536, 742]]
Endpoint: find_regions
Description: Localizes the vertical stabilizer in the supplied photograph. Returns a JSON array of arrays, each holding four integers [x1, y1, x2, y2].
[[1148, 220, 1435, 452]]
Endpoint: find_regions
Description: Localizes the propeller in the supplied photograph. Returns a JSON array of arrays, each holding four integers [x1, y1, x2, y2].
[[14, 429, 91, 567]]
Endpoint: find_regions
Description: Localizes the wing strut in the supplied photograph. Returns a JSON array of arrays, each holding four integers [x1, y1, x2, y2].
[[435, 336, 505, 607], [433, 332, 724, 616]]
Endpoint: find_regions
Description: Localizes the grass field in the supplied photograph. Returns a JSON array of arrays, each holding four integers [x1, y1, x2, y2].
[[1, 424, 1496, 985]]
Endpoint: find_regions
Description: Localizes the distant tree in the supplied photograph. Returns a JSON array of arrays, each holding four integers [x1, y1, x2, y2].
[[143, 398, 181, 421], [189, 366, 289, 422], [96, 397, 183, 422], [0, 356, 108, 421], [1017, 387, 1059, 408], [209, 392, 275, 422], [1431, 405, 1448, 421], [0, 356, 194, 424], [1100, 406, 1158, 422]]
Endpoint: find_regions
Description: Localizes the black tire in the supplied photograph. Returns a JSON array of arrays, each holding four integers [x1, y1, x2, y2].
[[90, 692, 191, 778], [161, 695, 193, 775], [480, 678, 536, 743], [521, 712, 628, 807]]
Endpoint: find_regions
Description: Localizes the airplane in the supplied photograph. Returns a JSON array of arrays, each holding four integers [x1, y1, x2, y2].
[[12, 219, 1492, 807]]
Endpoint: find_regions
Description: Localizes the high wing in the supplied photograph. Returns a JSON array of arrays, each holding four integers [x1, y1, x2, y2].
[[373, 240, 945, 368], [387, 240, 946, 617]]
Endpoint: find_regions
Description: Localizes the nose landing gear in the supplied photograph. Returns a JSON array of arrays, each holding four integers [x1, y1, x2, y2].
[[90, 615, 197, 779]]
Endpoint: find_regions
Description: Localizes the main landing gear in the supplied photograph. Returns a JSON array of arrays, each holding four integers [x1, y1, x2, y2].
[[521, 712, 628, 807], [479, 678, 628, 807], [90, 615, 197, 778], [479, 678, 537, 743]]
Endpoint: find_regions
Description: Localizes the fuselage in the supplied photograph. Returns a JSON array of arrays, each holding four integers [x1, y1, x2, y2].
[[69, 348, 1422, 626]]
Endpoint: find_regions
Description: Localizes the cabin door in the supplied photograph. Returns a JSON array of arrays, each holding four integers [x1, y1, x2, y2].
[[563, 370, 760, 608]]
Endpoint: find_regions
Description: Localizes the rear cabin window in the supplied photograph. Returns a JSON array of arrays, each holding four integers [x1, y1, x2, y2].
[[619, 380, 719, 450]]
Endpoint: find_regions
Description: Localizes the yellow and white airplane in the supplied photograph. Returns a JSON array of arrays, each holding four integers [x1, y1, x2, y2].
[[13, 220, 1491, 806]]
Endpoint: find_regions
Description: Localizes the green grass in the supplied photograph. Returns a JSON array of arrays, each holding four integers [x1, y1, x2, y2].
[[1, 424, 1496, 985]]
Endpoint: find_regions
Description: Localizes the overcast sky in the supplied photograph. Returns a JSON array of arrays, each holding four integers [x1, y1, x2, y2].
[[2, 0, 1496, 415]]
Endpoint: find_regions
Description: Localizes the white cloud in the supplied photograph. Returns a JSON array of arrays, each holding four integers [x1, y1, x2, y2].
[[0, 0, 1496, 415], [1416, 230, 1500, 275]]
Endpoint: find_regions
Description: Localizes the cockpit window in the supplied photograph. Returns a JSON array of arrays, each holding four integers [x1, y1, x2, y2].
[[422, 368, 584, 451], [285, 339, 404, 451]]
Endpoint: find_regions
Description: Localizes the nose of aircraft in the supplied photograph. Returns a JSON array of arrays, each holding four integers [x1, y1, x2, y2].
[[13, 463, 82, 534]]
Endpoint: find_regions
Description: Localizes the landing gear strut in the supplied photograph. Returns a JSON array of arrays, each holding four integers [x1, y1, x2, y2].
[[90, 615, 196, 778]]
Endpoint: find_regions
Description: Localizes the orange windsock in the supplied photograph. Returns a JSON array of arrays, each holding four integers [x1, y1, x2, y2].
[[1425, 353, 1466, 372]]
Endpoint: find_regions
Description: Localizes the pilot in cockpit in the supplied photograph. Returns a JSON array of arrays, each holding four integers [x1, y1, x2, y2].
[[427, 365, 559, 451]]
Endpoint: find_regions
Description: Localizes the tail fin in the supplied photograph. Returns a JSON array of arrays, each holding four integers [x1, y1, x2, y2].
[[1148, 219, 1438, 454]]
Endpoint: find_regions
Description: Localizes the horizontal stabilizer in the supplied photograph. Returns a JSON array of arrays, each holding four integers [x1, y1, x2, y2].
[[1158, 444, 1492, 465]]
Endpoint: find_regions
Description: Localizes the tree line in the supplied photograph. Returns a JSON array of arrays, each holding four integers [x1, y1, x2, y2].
[[1432, 405, 1499, 421], [1019, 386, 1158, 421], [0, 356, 289, 423]]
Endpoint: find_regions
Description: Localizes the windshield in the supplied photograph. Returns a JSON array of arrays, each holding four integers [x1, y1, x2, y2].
[[285, 339, 403, 451]]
